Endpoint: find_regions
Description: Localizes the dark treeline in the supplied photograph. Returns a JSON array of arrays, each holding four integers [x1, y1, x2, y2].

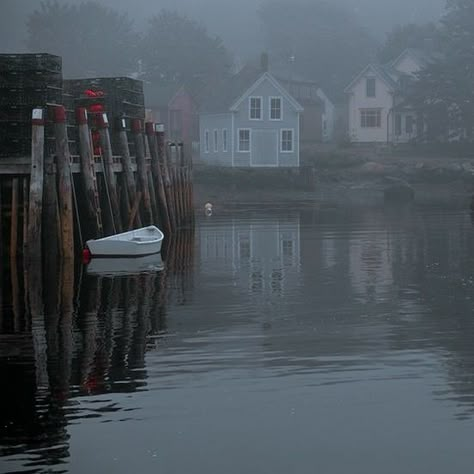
[[3, 0, 474, 140], [0, 0, 443, 97]]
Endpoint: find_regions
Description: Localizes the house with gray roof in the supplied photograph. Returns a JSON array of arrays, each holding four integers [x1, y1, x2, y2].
[[344, 48, 435, 144], [199, 67, 303, 167], [270, 66, 336, 143]]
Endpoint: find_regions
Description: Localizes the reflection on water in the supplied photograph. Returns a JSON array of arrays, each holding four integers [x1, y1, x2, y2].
[[2, 206, 474, 473]]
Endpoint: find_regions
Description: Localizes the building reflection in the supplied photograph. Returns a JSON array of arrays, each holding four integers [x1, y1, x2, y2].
[[198, 214, 301, 297]]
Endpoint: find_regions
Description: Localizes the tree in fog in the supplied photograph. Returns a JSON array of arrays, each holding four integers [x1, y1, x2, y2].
[[258, 0, 376, 98], [377, 23, 440, 63], [140, 10, 232, 86], [412, 0, 474, 140], [27, 1, 138, 77]]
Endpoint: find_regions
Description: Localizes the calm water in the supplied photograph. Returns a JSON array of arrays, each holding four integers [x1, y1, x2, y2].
[[1, 203, 474, 473]]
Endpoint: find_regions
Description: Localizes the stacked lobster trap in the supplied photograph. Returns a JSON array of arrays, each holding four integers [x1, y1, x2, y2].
[[63, 77, 145, 157], [0, 53, 63, 157], [0, 53, 145, 159]]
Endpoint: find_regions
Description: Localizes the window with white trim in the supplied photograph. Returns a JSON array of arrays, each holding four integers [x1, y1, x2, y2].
[[249, 97, 262, 120], [270, 97, 282, 120], [360, 109, 381, 128], [222, 129, 228, 152], [238, 129, 250, 152], [280, 129, 293, 152], [204, 130, 209, 153], [213, 129, 218, 152]]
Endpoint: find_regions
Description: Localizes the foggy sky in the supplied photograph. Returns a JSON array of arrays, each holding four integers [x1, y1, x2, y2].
[[1, 0, 446, 58]]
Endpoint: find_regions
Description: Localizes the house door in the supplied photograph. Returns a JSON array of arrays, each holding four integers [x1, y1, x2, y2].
[[251, 129, 278, 166]]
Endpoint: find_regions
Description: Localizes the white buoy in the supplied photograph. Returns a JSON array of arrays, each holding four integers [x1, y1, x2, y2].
[[204, 202, 213, 216]]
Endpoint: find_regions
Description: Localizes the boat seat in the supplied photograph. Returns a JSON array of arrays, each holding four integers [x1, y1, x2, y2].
[[131, 236, 154, 242]]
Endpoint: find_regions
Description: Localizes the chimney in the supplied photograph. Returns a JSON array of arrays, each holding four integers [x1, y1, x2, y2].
[[260, 52, 269, 72]]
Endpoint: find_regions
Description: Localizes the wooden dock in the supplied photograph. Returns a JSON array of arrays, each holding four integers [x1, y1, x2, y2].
[[0, 106, 194, 269]]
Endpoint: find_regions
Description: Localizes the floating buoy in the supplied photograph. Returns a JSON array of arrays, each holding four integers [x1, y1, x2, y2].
[[204, 202, 213, 216]]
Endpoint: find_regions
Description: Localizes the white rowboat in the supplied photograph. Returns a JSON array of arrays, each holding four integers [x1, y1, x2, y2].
[[86, 226, 164, 257]]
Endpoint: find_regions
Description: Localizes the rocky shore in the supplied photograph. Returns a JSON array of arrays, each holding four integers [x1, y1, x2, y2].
[[193, 153, 474, 209]]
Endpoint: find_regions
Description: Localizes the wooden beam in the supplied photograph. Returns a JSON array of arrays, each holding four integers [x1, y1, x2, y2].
[[54, 105, 74, 259], [25, 108, 45, 260]]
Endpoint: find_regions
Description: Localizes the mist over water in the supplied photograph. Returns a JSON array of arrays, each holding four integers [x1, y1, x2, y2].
[[2, 203, 474, 473]]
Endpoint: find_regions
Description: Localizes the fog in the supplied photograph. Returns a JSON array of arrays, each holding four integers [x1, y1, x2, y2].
[[1, 0, 445, 58]]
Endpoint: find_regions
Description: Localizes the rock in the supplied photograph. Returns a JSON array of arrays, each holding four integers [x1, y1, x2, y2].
[[462, 163, 474, 174], [361, 161, 385, 174]]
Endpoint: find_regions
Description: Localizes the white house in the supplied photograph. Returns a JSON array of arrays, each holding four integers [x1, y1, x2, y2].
[[345, 48, 434, 144]]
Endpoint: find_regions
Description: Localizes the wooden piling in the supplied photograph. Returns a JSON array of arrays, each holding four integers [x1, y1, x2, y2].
[[146, 123, 172, 236], [10, 177, 19, 259], [158, 132, 177, 232], [0, 180, 2, 330], [147, 172, 159, 226], [53, 105, 74, 259], [128, 191, 142, 230], [42, 156, 60, 264], [76, 107, 102, 237], [117, 118, 141, 228], [167, 143, 179, 228], [25, 108, 45, 260], [22, 177, 28, 255], [11, 250, 21, 332], [132, 119, 153, 226], [98, 113, 122, 233]]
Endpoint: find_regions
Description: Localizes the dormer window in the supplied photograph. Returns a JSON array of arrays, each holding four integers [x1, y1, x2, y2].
[[366, 77, 376, 97], [249, 97, 262, 120]]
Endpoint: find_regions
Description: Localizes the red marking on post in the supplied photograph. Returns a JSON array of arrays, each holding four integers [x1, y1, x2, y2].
[[131, 119, 142, 133], [76, 107, 88, 125], [145, 122, 155, 136], [89, 104, 104, 113], [84, 89, 104, 98], [53, 105, 66, 123]]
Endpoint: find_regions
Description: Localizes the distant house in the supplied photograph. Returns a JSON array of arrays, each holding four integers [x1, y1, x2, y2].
[[271, 69, 336, 142], [199, 68, 303, 167], [345, 48, 435, 144], [144, 82, 199, 152]]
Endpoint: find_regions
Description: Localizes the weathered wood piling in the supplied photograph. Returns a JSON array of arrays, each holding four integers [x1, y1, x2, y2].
[[0, 105, 194, 268]]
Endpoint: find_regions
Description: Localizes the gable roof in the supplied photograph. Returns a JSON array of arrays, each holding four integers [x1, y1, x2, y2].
[[198, 66, 303, 114], [344, 63, 399, 94], [229, 72, 303, 113]]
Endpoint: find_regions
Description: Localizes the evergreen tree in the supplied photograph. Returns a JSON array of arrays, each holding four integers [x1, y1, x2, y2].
[[377, 23, 440, 63], [140, 10, 232, 86], [413, 0, 474, 140], [27, 1, 139, 77]]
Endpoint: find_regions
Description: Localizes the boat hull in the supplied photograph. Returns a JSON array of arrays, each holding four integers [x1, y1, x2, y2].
[[86, 226, 164, 257]]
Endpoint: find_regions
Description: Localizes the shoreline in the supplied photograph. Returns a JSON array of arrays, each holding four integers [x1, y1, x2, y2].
[[193, 155, 474, 210]]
